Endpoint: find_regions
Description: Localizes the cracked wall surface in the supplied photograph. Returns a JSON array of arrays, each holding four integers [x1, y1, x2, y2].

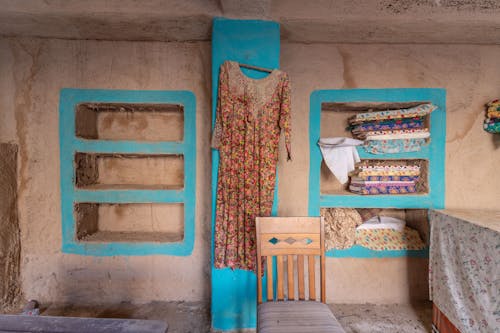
[[0, 1, 500, 43], [0, 143, 21, 310], [0, 36, 499, 304], [0, 37, 213, 305]]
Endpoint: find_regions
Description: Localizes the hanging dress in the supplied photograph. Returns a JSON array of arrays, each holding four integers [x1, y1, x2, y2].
[[212, 61, 292, 271]]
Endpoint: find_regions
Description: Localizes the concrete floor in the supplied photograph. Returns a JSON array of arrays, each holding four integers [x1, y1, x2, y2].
[[6, 301, 432, 333]]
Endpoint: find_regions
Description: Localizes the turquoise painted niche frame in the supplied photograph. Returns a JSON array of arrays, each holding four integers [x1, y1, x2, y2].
[[59, 88, 196, 256], [308, 88, 446, 258]]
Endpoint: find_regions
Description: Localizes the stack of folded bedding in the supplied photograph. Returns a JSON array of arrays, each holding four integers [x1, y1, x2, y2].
[[348, 164, 420, 195], [348, 103, 437, 154], [483, 99, 500, 134], [355, 215, 426, 251]]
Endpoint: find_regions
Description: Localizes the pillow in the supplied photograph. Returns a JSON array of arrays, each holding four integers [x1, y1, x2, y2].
[[356, 208, 382, 222]]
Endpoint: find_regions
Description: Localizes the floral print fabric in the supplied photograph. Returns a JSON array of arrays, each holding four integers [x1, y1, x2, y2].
[[363, 138, 428, 154], [348, 103, 437, 124], [350, 117, 424, 135], [430, 210, 500, 333], [484, 99, 500, 134], [212, 61, 291, 271], [349, 183, 417, 195], [321, 208, 363, 250], [355, 227, 426, 251], [349, 164, 421, 194]]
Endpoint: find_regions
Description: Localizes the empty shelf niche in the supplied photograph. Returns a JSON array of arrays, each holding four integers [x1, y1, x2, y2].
[[75, 102, 184, 141], [75, 203, 184, 243], [75, 153, 184, 190]]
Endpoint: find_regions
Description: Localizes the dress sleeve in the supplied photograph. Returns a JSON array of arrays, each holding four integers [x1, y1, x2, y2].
[[279, 73, 292, 161], [211, 62, 229, 149]]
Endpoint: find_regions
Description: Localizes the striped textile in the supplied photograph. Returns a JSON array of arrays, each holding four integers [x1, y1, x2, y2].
[[258, 301, 345, 333]]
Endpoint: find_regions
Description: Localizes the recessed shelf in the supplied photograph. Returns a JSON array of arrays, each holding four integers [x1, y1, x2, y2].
[[81, 231, 183, 243], [320, 101, 431, 139], [75, 153, 184, 190], [75, 102, 184, 142], [321, 159, 429, 196], [77, 184, 183, 191], [75, 202, 184, 243], [321, 207, 429, 258], [308, 88, 446, 258]]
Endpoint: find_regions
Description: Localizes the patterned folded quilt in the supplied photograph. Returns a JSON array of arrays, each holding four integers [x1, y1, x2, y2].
[[349, 103, 437, 124], [355, 164, 420, 175], [484, 117, 500, 133], [355, 227, 426, 251], [484, 100, 500, 133], [365, 129, 430, 141], [351, 175, 419, 182], [349, 184, 417, 195], [350, 117, 425, 134], [363, 138, 428, 154]]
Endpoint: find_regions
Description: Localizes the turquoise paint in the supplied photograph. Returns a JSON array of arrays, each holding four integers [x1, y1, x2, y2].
[[59, 88, 196, 256], [308, 88, 446, 258], [74, 189, 184, 203], [357, 145, 430, 160], [329, 246, 429, 258], [73, 140, 185, 154], [320, 194, 433, 208], [211, 18, 280, 331]]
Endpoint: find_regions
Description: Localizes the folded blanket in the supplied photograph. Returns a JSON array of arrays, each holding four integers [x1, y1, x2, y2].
[[487, 110, 500, 118], [484, 117, 500, 124], [363, 138, 428, 154], [350, 117, 425, 134], [351, 175, 419, 182], [350, 180, 416, 187], [349, 103, 437, 124], [356, 216, 406, 232], [357, 164, 420, 172], [355, 227, 426, 251], [484, 121, 500, 133], [349, 184, 417, 195], [355, 170, 421, 177], [365, 130, 430, 141]]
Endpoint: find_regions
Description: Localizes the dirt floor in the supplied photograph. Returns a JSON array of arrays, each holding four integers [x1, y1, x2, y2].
[[3, 301, 432, 333], [330, 302, 432, 333]]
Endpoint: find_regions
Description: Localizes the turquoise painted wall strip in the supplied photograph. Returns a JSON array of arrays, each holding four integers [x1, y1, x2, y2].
[[59, 88, 196, 256], [73, 140, 185, 154], [320, 194, 433, 208], [74, 189, 184, 203], [308, 88, 446, 258], [211, 18, 281, 331], [332, 246, 429, 258]]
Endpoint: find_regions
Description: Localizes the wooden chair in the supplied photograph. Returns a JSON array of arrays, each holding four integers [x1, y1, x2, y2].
[[256, 216, 346, 333]]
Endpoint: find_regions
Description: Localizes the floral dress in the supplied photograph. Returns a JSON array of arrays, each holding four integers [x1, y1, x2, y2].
[[212, 61, 291, 271]]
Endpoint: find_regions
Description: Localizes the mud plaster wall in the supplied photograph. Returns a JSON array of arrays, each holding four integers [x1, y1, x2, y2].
[[0, 37, 212, 305], [277, 43, 500, 303], [0, 143, 21, 310], [1, 37, 500, 305]]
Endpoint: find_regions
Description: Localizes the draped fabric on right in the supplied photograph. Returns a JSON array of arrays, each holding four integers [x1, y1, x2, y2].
[[429, 210, 500, 333]]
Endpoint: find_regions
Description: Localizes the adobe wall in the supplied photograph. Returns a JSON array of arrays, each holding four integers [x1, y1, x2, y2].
[[1, 37, 499, 304], [0, 38, 212, 305], [0, 143, 21, 310], [279, 42, 500, 302]]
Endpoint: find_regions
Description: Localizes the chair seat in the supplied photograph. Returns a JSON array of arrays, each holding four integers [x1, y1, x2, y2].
[[258, 301, 345, 333]]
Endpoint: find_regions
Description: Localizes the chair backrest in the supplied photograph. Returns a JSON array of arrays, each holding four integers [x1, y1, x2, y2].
[[256, 216, 325, 304]]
